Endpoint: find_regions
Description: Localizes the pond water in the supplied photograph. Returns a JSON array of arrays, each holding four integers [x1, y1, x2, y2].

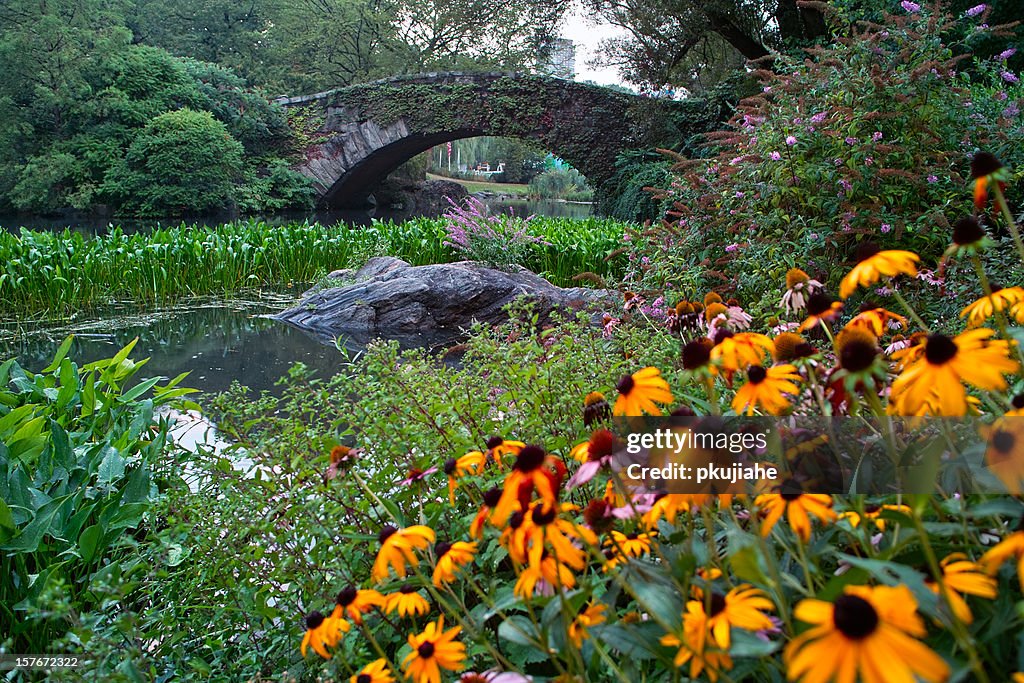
[[0, 301, 462, 395]]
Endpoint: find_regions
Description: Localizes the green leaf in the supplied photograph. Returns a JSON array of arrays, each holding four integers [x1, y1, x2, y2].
[[78, 524, 103, 563], [0, 499, 15, 544], [118, 376, 162, 403], [41, 335, 75, 374], [97, 447, 126, 486], [497, 614, 541, 648]]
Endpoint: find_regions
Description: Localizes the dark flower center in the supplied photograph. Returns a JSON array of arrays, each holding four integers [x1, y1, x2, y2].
[[747, 365, 768, 384], [992, 429, 1016, 456], [833, 594, 879, 639], [1012, 394, 1024, 410], [671, 405, 696, 417], [514, 445, 547, 472], [435, 541, 452, 558], [486, 436, 504, 450], [509, 511, 525, 530], [682, 340, 712, 369], [482, 487, 503, 507], [417, 642, 436, 659], [531, 505, 558, 526], [864, 504, 880, 514], [305, 611, 325, 630], [840, 339, 878, 373], [443, 458, 457, 475], [952, 217, 985, 245], [924, 334, 958, 365], [336, 586, 357, 607], [713, 328, 734, 345], [357, 675, 371, 683], [971, 151, 1003, 179], [400, 584, 417, 594], [709, 592, 727, 617], [588, 429, 616, 460], [779, 479, 803, 500], [854, 242, 881, 263], [794, 342, 816, 358], [378, 525, 398, 544], [617, 374, 636, 395], [805, 292, 835, 316]]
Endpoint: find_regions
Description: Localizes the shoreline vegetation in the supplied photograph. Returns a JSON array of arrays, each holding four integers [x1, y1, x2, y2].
[[0, 217, 628, 321]]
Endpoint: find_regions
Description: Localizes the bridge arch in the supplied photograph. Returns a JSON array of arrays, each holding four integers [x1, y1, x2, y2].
[[277, 73, 688, 209]]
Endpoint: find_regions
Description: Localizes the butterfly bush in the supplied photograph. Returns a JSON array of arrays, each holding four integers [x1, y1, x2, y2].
[[443, 196, 550, 272], [637, 3, 1024, 316]]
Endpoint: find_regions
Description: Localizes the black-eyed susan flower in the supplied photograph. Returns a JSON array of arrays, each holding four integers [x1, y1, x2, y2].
[[970, 151, 1009, 210], [838, 243, 920, 300], [522, 501, 597, 572], [798, 292, 843, 332], [332, 586, 384, 625], [924, 553, 996, 624], [755, 485, 837, 542], [350, 658, 395, 683], [372, 525, 437, 583], [432, 541, 477, 587], [383, 584, 431, 617], [582, 391, 611, 426], [702, 585, 775, 649], [833, 327, 886, 390], [300, 610, 350, 658], [484, 436, 525, 469], [946, 216, 993, 257], [846, 307, 907, 337], [402, 616, 466, 683], [567, 428, 618, 488], [513, 551, 576, 597], [604, 529, 654, 559], [614, 367, 674, 416], [981, 525, 1024, 590], [660, 600, 733, 682], [731, 364, 801, 416], [711, 332, 775, 375], [890, 329, 1018, 416], [682, 337, 715, 372], [960, 286, 1024, 328], [568, 603, 607, 648], [471, 487, 502, 538], [984, 417, 1024, 494], [784, 585, 950, 683], [490, 445, 565, 526], [445, 451, 486, 504], [351, 658, 396, 683], [772, 332, 809, 363], [780, 268, 824, 314], [839, 503, 910, 531]]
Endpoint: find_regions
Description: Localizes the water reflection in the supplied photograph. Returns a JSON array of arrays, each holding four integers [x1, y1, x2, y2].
[[0, 303, 458, 394]]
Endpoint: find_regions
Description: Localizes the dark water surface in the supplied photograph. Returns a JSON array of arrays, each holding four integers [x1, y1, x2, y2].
[[1, 302, 460, 394]]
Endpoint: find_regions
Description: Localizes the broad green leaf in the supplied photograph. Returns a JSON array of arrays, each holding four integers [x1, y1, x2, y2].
[[41, 335, 75, 374], [0, 499, 15, 544], [78, 524, 103, 563], [97, 447, 126, 486]]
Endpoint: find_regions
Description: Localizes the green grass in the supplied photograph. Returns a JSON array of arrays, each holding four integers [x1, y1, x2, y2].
[[426, 172, 532, 196], [0, 217, 630, 320]]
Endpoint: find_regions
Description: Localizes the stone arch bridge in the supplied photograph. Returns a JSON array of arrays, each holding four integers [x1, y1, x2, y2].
[[276, 72, 696, 209]]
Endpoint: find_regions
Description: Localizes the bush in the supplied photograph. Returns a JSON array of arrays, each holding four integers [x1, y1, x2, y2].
[[528, 167, 592, 200], [442, 196, 552, 271], [634, 4, 1024, 316], [102, 109, 245, 216], [0, 338, 195, 664]]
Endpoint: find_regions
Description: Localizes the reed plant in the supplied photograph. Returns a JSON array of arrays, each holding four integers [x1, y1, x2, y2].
[[0, 217, 628, 320]]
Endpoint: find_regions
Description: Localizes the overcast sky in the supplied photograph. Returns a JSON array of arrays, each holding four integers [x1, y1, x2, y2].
[[559, 4, 630, 87]]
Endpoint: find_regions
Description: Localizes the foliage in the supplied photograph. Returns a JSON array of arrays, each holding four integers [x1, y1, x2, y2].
[[102, 109, 245, 217], [0, 217, 630, 320], [633, 3, 1024, 318], [0, 337, 195, 661], [528, 168, 593, 201], [0, 7, 310, 216], [582, 0, 829, 89], [443, 197, 554, 271]]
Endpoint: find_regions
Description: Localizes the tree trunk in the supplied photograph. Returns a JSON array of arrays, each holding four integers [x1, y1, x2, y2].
[[706, 10, 772, 61]]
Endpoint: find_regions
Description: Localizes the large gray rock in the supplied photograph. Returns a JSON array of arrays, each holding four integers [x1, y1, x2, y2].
[[273, 257, 611, 343]]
